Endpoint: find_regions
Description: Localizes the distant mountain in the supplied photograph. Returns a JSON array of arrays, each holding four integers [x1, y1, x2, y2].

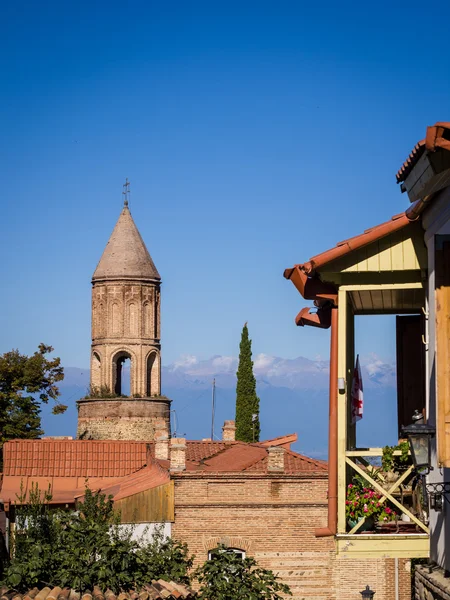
[[40, 353, 398, 459]]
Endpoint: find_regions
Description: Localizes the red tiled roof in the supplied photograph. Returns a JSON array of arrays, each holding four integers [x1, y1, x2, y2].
[[396, 121, 450, 183], [284, 212, 410, 277], [79, 462, 170, 502], [164, 441, 326, 474], [3, 440, 148, 478], [1, 437, 326, 502], [244, 449, 327, 473], [0, 583, 196, 600]]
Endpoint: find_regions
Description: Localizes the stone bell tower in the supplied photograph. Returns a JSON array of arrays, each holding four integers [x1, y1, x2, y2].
[[76, 183, 171, 440]]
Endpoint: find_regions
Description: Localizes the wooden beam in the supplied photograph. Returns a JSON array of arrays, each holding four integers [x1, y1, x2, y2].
[[340, 282, 424, 291], [347, 465, 414, 534], [346, 449, 408, 457], [336, 534, 429, 558], [345, 458, 429, 533]]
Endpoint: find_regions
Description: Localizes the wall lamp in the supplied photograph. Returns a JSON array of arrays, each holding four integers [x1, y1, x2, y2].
[[425, 482, 450, 512], [360, 585, 375, 600]]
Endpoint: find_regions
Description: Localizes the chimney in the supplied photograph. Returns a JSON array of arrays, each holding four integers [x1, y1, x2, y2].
[[154, 417, 169, 461], [170, 437, 186, 472], [222, 420, 236, 441], [267, 447, 285, 473]]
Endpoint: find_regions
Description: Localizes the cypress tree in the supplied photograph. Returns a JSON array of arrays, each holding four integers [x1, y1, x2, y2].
[[235, 323, 260, 442]]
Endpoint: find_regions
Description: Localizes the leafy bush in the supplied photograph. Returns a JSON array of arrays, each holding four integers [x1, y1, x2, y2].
[[3, 482, 60, 588], [1, 484, 194, 593], [194, 546, 291, 600]]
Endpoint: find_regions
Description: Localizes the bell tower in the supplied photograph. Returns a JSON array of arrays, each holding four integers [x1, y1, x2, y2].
[[77, 183, 171, 440]]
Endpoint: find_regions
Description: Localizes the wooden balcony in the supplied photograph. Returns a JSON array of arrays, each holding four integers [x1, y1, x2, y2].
[[336, 448, 429, 558]]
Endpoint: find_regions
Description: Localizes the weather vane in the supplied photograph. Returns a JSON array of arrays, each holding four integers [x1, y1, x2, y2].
[[123, 178, 130, 207]]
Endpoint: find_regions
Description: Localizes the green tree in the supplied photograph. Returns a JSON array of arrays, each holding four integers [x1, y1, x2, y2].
[[2, 482, 59, 588], [195, 546, 291, 600], [0, 344, 66, 450], [1, 484, 195, 593], [235, 323, 260, 442]]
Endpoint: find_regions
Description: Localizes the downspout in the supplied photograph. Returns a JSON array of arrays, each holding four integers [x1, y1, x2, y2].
[[316, 306, 338, 537], [405, 194, 435, 221]]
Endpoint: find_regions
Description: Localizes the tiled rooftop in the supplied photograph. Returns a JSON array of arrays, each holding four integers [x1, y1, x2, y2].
[[3, 438, 326, 479], [3, 440, 149, 478], [0, 582, 196, 600], [244, 449, 327, 473], [396, 121, 450, 184]]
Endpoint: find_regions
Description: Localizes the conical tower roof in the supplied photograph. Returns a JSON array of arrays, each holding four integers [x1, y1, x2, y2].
[[93, 206, 160, 282]]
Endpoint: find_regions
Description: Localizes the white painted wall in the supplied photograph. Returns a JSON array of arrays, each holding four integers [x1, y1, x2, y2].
[[118, 522, 171, 544]]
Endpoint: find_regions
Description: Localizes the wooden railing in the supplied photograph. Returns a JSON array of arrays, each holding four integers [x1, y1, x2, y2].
[[344, 448, 429, 535]]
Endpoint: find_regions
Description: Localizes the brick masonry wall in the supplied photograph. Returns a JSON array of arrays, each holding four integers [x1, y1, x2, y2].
[[76, 398, 170, 440], [171, 474, 412, 600]]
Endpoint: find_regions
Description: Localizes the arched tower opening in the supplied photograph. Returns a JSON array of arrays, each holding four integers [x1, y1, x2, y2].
[[91, 351, 102, 389], [146, 352, 160, 397], [113, 351, 132, 396]]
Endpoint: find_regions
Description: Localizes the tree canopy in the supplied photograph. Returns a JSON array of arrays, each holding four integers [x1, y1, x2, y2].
[[0, 344, 66, 449], [195, 546, 291, 599], [235, 323, 260, 442], [1, 485, 194, 592]]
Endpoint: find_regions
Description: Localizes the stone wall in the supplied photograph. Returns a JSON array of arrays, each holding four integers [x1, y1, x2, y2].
[[172, 473, 411, 600], [76, 397, 170, 440], [415, 565, 450, 600]]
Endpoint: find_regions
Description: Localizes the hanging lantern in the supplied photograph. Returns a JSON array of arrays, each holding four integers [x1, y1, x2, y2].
[[401, 411, 435, 471]]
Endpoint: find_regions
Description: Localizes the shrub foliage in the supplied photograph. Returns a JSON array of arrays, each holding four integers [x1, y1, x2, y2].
[[195, 546, 291, 600], [1, 484, 193, 592]]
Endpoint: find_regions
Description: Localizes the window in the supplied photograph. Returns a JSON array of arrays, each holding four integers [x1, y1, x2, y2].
[[208, 547, 245, 560]]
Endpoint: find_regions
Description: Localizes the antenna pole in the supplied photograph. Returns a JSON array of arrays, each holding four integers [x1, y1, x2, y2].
[[211, 378, 216, 440]]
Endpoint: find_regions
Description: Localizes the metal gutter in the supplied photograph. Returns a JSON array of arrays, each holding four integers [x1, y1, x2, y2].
[[315, 307, 338, 537]]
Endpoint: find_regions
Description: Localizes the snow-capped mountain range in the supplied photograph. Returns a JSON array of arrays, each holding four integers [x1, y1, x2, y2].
[[42, 353, 397, 460]]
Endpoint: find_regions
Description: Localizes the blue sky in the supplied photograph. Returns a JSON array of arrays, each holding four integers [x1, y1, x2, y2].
[[1, 0, 450, 368]]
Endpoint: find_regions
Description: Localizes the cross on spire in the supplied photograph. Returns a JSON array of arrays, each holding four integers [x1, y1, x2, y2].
[[123, 178, 130, 207]]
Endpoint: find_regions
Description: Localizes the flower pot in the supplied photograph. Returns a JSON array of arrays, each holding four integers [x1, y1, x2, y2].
[[401, 513, 411, 522], [347, 516, 375, 532]]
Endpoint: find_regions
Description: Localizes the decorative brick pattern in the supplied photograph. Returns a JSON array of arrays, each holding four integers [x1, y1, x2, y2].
[[172, 473, 412, 600], [76, 398, 170, 441]]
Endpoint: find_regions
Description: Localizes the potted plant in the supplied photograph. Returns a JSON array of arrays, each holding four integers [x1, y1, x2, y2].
[[346, 479, 398, 531], [381, 441, 411, 474]]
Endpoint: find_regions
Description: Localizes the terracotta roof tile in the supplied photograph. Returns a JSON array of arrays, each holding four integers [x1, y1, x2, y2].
[[396, 121, 450, 183], [3, 440, 148, 478], [0, 584, 195, 600], [80, 462, 170, 502], [244, 449, 327, 473], [2, 437, 326, 500]]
